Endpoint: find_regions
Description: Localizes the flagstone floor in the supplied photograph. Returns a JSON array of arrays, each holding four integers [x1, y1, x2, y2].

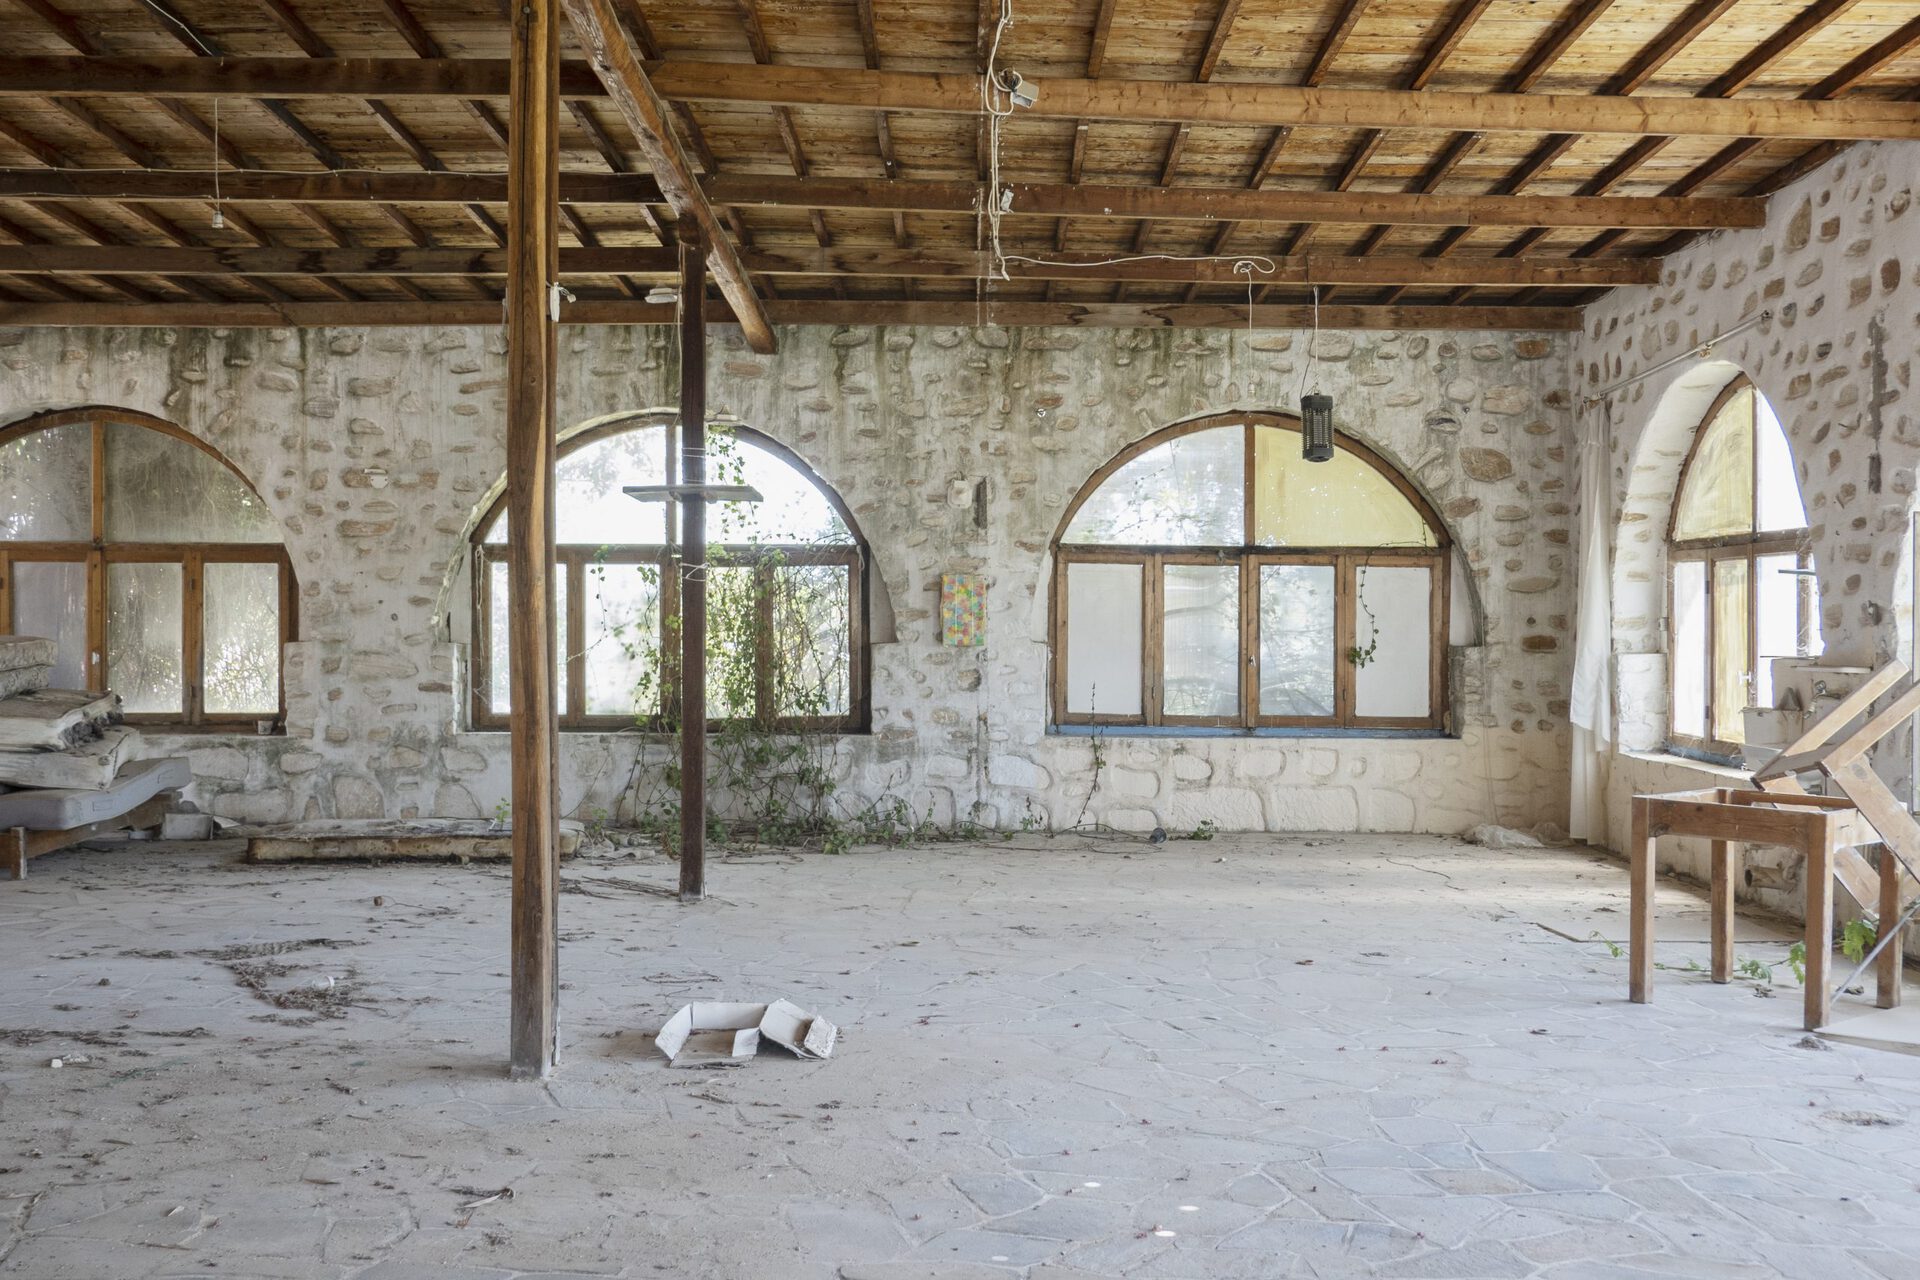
[[2, 830, 1918, 1279]]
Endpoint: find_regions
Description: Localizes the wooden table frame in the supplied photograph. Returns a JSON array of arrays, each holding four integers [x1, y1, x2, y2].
[[1629, 787, 1902, 1031], [6, 792, 173, 880]]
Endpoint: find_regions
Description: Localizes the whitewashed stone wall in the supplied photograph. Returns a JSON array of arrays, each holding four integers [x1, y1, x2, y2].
[[0, 318, 1577, 833], [1577, 139, 1920, 921]]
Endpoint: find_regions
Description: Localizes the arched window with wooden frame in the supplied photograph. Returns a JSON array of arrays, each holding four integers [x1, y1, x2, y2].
[[0, 407, 295, 726], [1050, 412, 1451, 732], [1667, 377, 1821, 757], [470, 416, 869, 732]]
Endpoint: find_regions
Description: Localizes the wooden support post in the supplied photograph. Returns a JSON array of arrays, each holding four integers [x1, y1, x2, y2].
[[1710, 839, 1737, 983], [1878, 844, 1903, 1009], [506, 0, 561, 1079], [1805, 825, 1835, 1032], [1629, 795, 1653, 1004], [677, 219, 707, 903]]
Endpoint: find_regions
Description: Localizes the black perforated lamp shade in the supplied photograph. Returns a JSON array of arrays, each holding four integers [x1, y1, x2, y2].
[[1301, 394, 1334, 463]]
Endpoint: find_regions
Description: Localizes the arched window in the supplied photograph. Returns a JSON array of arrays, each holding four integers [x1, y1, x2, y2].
[[1051, 413, 1449, 731], [1668, 377, 1821, 755], [471, 417, 867, 731], [0, 408, 294, 725]]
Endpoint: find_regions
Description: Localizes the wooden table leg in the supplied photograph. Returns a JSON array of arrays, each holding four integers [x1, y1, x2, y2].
[[7, 829, 24, 881], [1805, 826, 1835, 1032], [1630, 796, 1655, 1004], [1878, 843, 1904, 1010], [1710, 839, 1738, 983]]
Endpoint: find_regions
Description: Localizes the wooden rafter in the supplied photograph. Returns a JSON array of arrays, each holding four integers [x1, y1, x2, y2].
[[0, 243, 1660, 287], [3, 57, 1916, 141], [557, 0, 775, 351]]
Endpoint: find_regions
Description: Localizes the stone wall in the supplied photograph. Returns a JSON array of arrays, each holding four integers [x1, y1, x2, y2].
[[0, 318, 1577, 834], [1576, 139, 1920, 919]]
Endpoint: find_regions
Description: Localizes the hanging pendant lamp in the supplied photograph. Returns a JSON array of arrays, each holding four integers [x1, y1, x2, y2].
[[1300, 286, 1333, 463]]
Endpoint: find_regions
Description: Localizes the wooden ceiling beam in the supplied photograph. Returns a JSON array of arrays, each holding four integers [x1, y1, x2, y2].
[[0, 243, 1658, 287], [4, 57, 1917, 140], [0, 169, 1763, 229], [0, 298, 1582, 331], [559, 0, 775, 351]]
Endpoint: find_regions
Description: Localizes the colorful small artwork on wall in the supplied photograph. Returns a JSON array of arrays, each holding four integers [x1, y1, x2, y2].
[[941, 573, 986, 647]]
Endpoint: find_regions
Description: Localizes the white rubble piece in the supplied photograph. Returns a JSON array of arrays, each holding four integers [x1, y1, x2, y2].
[[0, 725, 142, 791], [0, 689, 124, 751], [0, 637, 55, 674], [656, 1000, 837, 1068], [1464, 823, 1546, 850], [160, 812, 218, 841]]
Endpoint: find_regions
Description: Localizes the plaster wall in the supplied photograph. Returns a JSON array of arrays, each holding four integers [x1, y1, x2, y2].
[[1576, 139, 1920, 920], [0, 317, 1577, 833]]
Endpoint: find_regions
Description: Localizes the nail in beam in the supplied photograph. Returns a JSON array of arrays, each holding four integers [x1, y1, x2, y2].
[[678, 219, 708, 904], [506, 0, 561, 1079]]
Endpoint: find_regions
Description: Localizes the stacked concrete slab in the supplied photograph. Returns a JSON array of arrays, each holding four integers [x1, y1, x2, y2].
[[0, 637, 183, 820]]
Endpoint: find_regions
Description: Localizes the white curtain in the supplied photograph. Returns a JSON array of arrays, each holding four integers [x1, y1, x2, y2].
[[1569, 400, 1615, 846]]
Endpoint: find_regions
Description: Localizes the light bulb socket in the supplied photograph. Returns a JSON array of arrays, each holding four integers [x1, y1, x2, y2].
[[1301, 393, 1335, 463]]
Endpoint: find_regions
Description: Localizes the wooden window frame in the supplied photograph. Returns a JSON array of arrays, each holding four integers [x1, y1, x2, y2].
[[0, 407, 296, 728], [468, 417, 870, 734], [1665, 376, 1819, 759], [1050, 413, 1451, 733]]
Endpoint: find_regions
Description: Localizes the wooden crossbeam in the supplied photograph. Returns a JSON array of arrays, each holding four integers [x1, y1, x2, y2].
[[557, 0, 775, 351], [1, 57, 1916, 140], [0, 243, 1660, 287], [0, 299, 1580, 330], [0, 169, 1759, 230]]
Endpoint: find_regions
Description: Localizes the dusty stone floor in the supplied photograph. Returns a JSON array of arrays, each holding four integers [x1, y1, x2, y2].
[[2, 832, 1919, 1279]]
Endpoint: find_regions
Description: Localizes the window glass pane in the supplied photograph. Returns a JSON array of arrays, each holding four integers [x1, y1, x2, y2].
[[103, 423, 278, 543], [773, 563, 851, 718], [492, 423, 669, 546], [1671, 560, 1707, 739], [710, 436, 848, 546], [1712, 558, 1749, 744], [0, 424, 91, 541], [1163, 563, 1239, 719], [10, 561, 88, 689], [1753, 395, 1806, 532], [1258, 563, 1335, 717], [583, 560, 663, 718], [704, 564, 759, 720], [202, 562, 281, 715], [1754, 553, 1806, 710], [1064, 426, 1243, 546], [1064, 562, 1142, 716], [107, 561, 184, 714], [1673, 388, 1755, 540], [1253, 427, 1436, 549], [1354, 565, 1431, 719], [485, 559, 566, 715]]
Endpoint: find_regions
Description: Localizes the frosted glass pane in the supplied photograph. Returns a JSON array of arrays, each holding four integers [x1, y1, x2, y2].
[[1258, 563, 1335, 717], [107, 561, 183, 714], [1064, 427, 1242, 546], [1753, 553, 1805, 710], [10, 561, 88, 689], [0, 424, 90, 542], [532, 425, 669, 546], [1712, 558, 1749, 744], [1671, 560, 1707, 738], [583, 561, 662, 718], [203, 562, 280, 715], [1163, 564, 1238, 718], [709, 437, 847, 546], [1673, 389, 1754, 540], [104, 423, 278, 543], [1354, 565, 1431, 718], [1753, 396, 1806, 532], [1065, 562, 1142, 716], [1253, 427, 1435, 548], [486, 560, 566, 715], [704, 565, 758, 720]]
